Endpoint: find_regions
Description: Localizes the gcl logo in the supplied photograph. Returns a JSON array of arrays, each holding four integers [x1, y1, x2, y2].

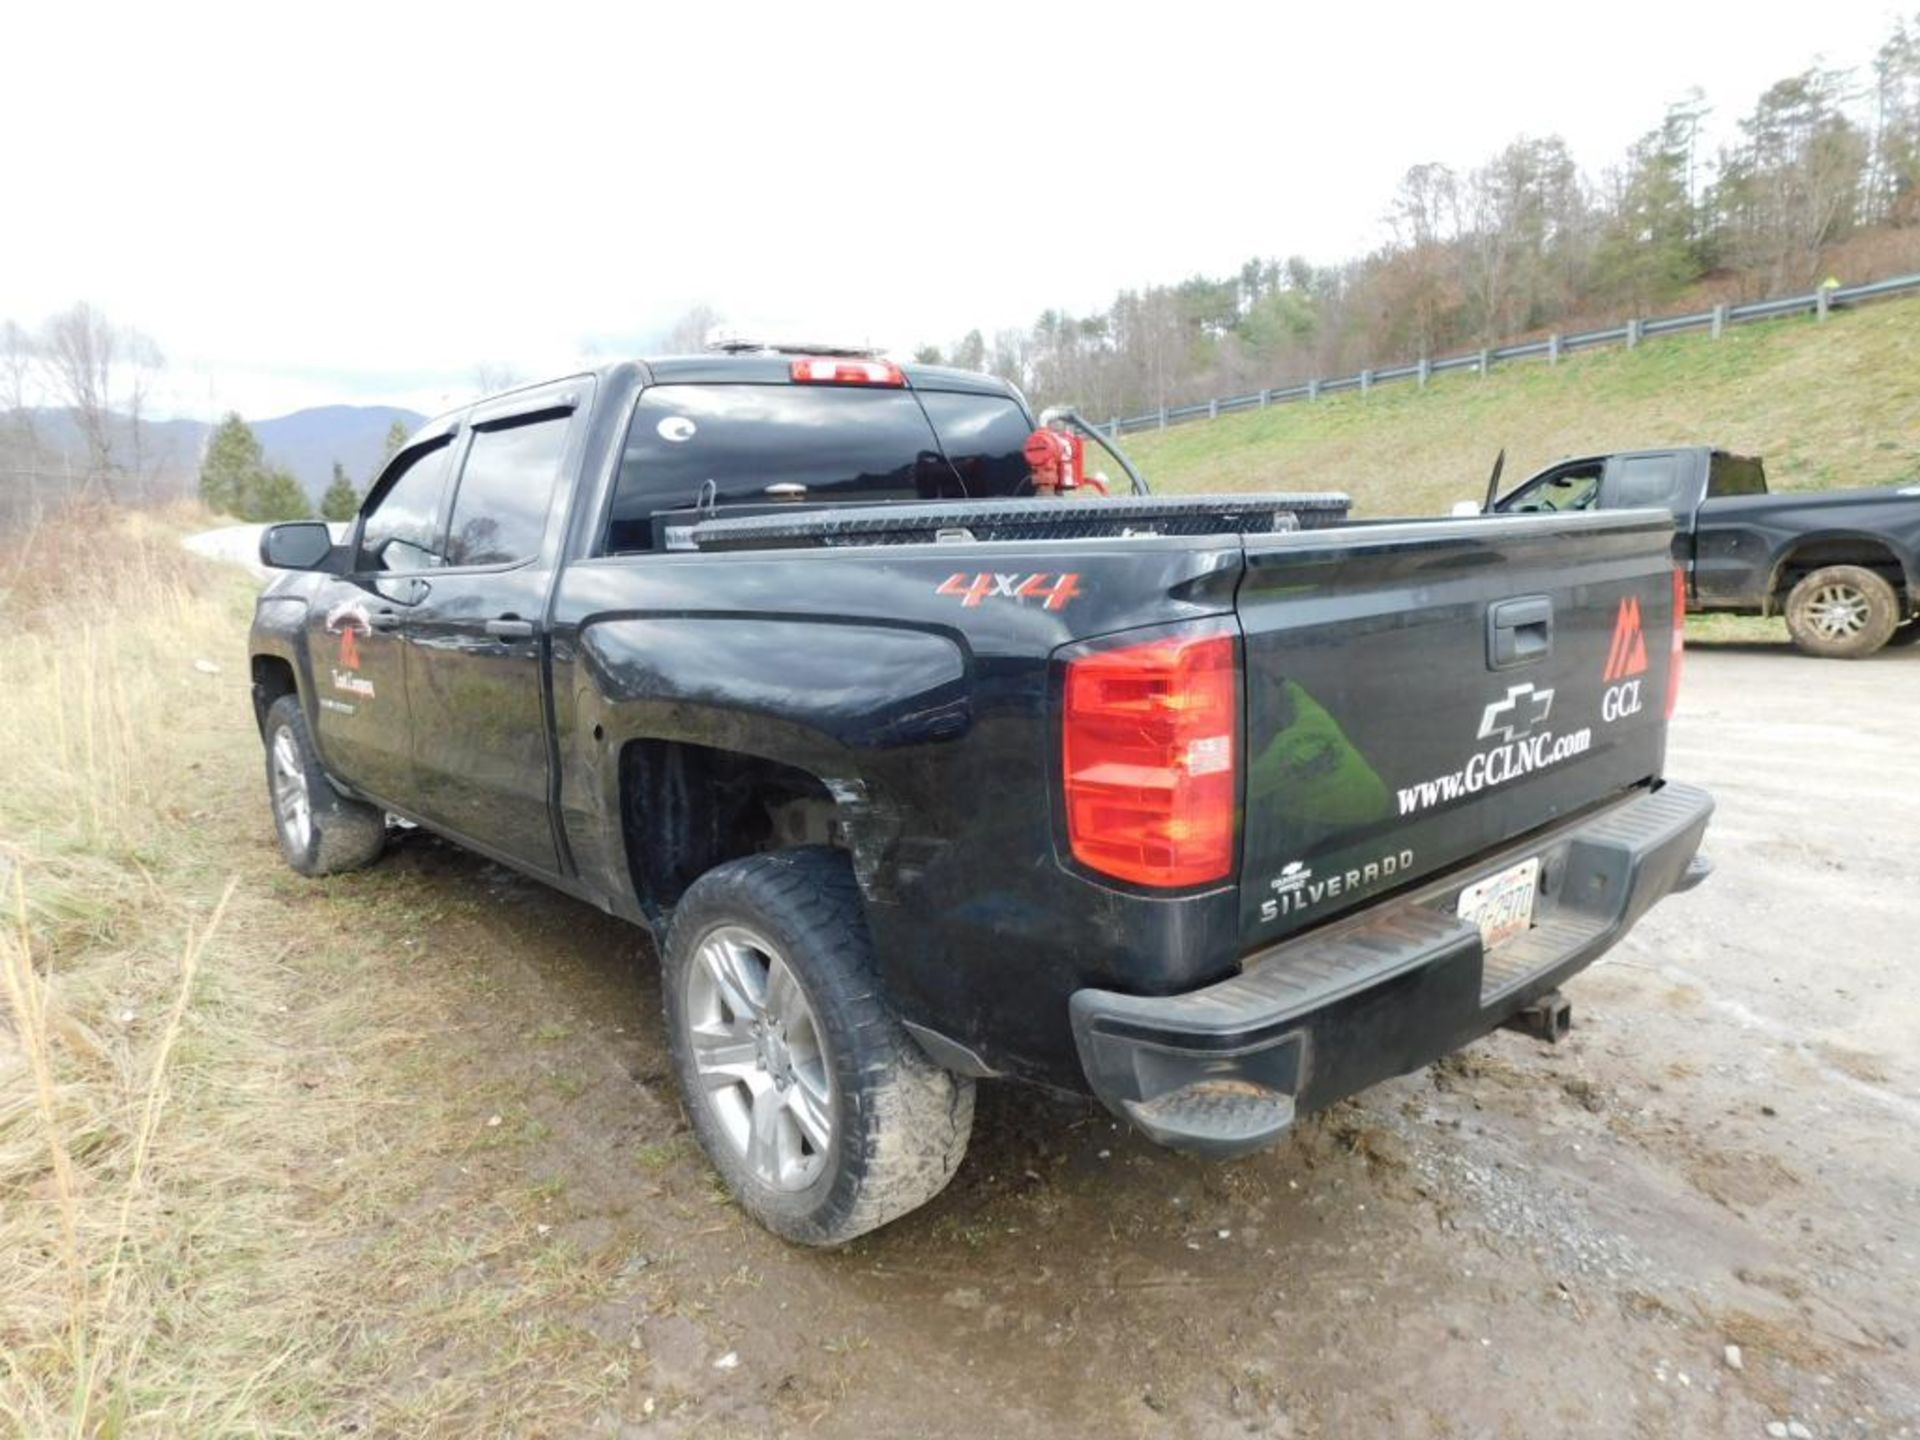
[[1602, 680, 1643, 721], [1603, 596, 1649, 681], [1601, 596, 1649, 723]]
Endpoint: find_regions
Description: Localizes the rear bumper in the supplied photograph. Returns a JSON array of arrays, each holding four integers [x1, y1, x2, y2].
[[1068, 781, 1714, 1157]]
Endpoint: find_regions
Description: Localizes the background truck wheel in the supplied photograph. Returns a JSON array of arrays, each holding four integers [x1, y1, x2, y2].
[[1783, 565, 1900, 658], [263, 695, 387, 876], [662, 847, 974, 1246]]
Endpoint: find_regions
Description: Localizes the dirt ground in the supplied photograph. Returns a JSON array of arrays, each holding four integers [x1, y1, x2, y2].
[[261, 638, 1920, 1439]]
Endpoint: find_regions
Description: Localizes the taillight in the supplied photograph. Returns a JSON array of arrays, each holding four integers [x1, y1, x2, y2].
[[789, 357, 905, 387], [1666, 565, 1686, 718], [1062, 627, 1239, 888]]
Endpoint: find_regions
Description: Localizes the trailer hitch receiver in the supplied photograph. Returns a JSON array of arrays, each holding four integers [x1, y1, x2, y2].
[[1505, 989, 1572, 1044]]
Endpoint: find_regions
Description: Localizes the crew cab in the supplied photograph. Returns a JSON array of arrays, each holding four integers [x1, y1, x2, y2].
[[1494, 446, 1920, 657], [248, 351, 1713, 1244]]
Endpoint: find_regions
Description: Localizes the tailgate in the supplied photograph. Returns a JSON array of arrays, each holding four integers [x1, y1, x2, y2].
[[1236, 511, 1677, 945]]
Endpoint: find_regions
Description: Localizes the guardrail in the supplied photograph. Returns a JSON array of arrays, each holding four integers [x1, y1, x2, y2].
[[1104, 272, 1920, 438]]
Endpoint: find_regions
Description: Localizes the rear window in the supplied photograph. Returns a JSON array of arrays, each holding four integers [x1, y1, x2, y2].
[[605, 383, 1032, 552], [918, 390, 1035, 497], [1708, 452, 1767, 498]]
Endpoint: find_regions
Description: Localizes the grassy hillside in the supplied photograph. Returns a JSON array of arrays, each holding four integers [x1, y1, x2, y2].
[[1122, 294, 1920, 517]]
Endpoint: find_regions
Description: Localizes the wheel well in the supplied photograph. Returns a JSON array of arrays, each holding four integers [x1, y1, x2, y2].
[[619, 739, 841, 921], [1768, 539, 1908, 616], [250, 655, 298, 733]]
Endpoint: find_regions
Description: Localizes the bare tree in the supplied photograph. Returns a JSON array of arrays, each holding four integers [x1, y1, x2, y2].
[[472, 361, 524, 396], [1713, 69, 1870, 288], [39, 303, 119, 494], [1867, 18, 1920, 225], [1386, 163, 1463, 357], [32, 303, 166, 501], [664, 304, 723, 353], [1, 321, 45, 521], [2, 320, 39, 447]]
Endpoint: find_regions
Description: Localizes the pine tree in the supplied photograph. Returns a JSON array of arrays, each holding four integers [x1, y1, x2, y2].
[[198, 411, 312, 521], [245, 465, 312, 522], [198, 412, 265, 516], [321, 460, 359, 521], [366, 418, 411, 489]]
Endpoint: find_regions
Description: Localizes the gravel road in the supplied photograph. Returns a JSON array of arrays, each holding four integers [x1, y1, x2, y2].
[[337, 637, 1918, 1439]]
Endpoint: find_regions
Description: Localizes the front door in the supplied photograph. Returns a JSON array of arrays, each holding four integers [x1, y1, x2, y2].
[[305, 435, 458, 802], [403, 389, 581, 874]]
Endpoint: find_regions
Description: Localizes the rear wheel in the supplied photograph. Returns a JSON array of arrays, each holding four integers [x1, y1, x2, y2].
[[1783, 565, 1899, 659], [264, 695, 387, 876], [662, 847, 974, 1245]]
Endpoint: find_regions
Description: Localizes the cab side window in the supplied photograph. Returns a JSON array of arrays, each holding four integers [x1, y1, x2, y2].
[[360, 439, 454, 572], [1613, 455, 1682, 509], [443, 411, 572, 568], [1507, 463, 1601, 513]]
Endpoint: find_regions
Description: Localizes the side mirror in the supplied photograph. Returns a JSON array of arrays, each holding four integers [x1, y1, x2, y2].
[[259, 521, 338, 571], [1449, 500, 1484, 518]]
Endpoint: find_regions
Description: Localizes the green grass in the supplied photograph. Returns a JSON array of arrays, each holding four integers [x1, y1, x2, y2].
[[1121, 295, 1920, 516]]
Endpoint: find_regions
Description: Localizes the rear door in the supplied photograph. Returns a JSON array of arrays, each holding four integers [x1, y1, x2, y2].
[[304, 435, 457, 801], [1692, 453, 1770, 607], [403, 382, 586, 873], [1601, 451, 1694, 571], [1234, 512, 1677, 945]]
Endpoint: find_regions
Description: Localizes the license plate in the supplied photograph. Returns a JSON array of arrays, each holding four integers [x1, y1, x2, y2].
[[1456, 858, 1540, 950]]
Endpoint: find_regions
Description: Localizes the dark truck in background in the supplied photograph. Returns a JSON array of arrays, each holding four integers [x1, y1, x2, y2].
[[1494, 446, 1920, 657], [249, 351, 1713, 1244]]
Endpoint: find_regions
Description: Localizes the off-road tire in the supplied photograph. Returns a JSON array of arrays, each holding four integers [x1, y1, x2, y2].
[[662, 847, 974, 1246], [1783, 565, 1900, 658], [263, 695, 387, 876]]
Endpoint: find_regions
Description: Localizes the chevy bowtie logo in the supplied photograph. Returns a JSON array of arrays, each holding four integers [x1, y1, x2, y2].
[[1478, 682, 1555, 743], [1603, 596, 1649, 682]]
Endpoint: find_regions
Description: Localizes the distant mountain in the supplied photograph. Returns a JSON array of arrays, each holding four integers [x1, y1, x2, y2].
[[4, 403, 428, 507], [254, 405, 428, 500]]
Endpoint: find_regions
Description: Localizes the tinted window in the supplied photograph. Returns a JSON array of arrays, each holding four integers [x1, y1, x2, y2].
[[360, 440, 453, 571], [607, 384, 962, 552], [1614, 455, 1682, 508], [445, 411, 571, 567], [919, 390, 1035, 498], [1707, 453, 1767, 498]]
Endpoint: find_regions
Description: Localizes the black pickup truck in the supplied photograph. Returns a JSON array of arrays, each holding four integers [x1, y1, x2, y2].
[[249, 352, 1713, 1244], [1493, 446, 1920, 657]]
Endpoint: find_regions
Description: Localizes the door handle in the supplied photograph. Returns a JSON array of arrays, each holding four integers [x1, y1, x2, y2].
[[1487, 595, 1552, 669], [485, 617, 536, 639], [369, 610, 402, 631]]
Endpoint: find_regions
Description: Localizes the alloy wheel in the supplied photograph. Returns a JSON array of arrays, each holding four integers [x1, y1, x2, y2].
[[271, 726, 312, 852], [684, 924, 835, 1191]]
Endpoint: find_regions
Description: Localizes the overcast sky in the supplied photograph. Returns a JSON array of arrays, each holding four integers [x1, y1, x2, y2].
[[1, 0, 1907, 420]]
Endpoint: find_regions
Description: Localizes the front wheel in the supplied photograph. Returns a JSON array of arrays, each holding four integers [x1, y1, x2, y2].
[[662, 848, 974, 1245], [263, 695, 387, 876], [1783, 565, 1900, 659]]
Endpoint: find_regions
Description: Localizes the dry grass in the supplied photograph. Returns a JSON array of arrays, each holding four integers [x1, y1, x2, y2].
[[0, 504, 674, 1436], [0, 506, 396, 1434]]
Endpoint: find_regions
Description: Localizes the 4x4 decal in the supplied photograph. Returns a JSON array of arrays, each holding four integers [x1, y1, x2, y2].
[[936, 572, 1082, 611]]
